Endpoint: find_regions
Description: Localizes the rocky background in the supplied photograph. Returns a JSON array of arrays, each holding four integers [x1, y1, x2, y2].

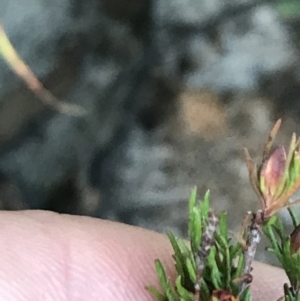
[[1, 0, 300, 265]]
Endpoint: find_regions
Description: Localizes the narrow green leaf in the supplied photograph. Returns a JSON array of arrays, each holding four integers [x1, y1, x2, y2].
[[155, 260, 178, 301], [288, 207, 299, 228], [224, 243, 231, 289], [219, 211, 228, 240], [214, 231, 229, 251], [155, 260, 169, 292], [167, 232, 185, 275], [287, 157, 298, 191], [283, 282, 295, 300], [167, 285, 178, 299], [234, 254, 245, 280], [230, 243, 243, 260], [188, 187, 198, 253], [200, 190, 210, 218], [276, 134, 296, 199], [210, 265, 222, 289], [273, 217, 285, 241], [190, 207, 202, 254], [264, 215, 278, 227], [206, 245, 217, 267], [146, 286, 167, 301], [165, 289, 176, 301], [206, 247, 222, 289], [213, 240, 225, 271], [175, 276, 193, 301], [200, 279, 210, 301], [214, 231, 231, 289], [189, 187, 197, 220], [296, 289, 300, 301], [172, 255, 184, 284], [240, 286, 252, 301], [263, 223, 282, 254], [232, 264, 244, 295], [177, 239, 192, 258], [189, 187, 197, 237], [214, 236, 222, 254], [282, 238, 292, 263], [266, 247, 280, 256], [185, 257, 197, 284]]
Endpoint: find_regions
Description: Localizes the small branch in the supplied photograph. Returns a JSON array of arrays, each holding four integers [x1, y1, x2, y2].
[[241, 211, 262, 292], [194, 211, 218, 301], [0, 24, 86, 116]]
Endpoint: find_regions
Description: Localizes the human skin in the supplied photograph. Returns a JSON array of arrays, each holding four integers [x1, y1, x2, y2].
[[0, 210, 288, 301]]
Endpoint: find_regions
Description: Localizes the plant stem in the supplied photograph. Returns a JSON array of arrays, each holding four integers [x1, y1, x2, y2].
[[242, 212, 262, 292], [194, 211, 218, 301]]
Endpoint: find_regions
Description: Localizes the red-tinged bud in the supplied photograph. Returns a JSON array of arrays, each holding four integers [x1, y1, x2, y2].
[[209, 290, 239, 301], [290, 223, 300, 254], [246, 120, 300, 220], [260, 145, 286, 198]]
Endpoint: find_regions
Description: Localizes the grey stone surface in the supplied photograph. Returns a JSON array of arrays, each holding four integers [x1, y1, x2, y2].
[[0, 0, 299, 239], [153, 1, 297, 92]]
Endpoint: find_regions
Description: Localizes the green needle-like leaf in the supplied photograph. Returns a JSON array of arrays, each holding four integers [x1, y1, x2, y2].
[[175, 276, 193, 301], [234, 253, 245, 281], [200, 190, 210, 218], [230, 243, 243, 260], [288, 208, 299, 228], [264, 225, 281, 255], [219, 212, 228, 240], [200, 279, 210, 301], [185, 257, 197, 284], [155, 260, 169, 292], [146, 286, 167, 301], [189, 187, 197, 221], [190, 207, 202, 254], [167, 232, 185, 274], [275, 134, 297, 199]]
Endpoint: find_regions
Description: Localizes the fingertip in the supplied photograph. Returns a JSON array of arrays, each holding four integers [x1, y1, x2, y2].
[[0, 211, 176, 301], [0, 211, 290, 301], [252, 261, 288, 301]]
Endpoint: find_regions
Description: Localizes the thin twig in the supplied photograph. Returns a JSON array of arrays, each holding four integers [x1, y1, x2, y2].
[[262, 118, 282, 162], [194, 211, 218, 301], [241, 211, 262, 292], [0, 24, 86, 116]]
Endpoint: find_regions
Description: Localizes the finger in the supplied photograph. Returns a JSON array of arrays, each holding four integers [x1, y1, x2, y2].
[[0, 210, 175, 301], [252, 261, 288, 301], [0, 210, 289, 301]]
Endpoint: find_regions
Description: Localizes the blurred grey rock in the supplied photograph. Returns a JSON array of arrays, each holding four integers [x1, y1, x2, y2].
[[0, 0, 143, 98], [153, 1, 297, 92], [188, 5, 296, 91], [0, 0, 299, 233], [1, 0, 75, 96]]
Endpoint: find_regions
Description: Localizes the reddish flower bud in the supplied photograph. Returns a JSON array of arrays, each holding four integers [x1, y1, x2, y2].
[[209, 290, 239, 301], [290, 223, 300, 254], [260, 145, 286, 199], [246, 120, 300, 220]]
